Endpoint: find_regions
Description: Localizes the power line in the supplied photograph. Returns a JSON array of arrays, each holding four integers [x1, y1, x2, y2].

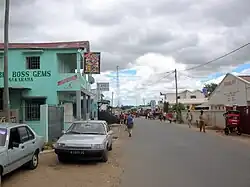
[[139, 71, 175, 88], [183, 42, 250, 71]]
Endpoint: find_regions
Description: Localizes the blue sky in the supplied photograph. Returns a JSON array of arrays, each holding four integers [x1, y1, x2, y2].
[[199, 63, 250, 83], [106, 69, 137, 78], [107, 63, 250, 83]]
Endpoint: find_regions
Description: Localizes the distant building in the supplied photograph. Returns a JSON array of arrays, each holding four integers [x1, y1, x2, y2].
[[208, 73, 250, 109], [162, 90, 207, 108]]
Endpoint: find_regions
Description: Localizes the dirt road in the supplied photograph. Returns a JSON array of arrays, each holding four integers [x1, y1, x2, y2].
[[2, 126, 126, 187]]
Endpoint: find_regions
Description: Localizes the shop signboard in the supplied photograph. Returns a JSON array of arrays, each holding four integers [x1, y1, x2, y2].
[[83, 52, 101, 74]]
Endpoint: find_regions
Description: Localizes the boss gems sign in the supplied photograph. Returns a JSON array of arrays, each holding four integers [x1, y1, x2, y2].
[[0, 70, 51, 82]]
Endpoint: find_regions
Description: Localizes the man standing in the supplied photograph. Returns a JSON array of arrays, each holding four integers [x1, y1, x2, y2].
[[126, 113, 134, 137], [186, 110, 193, 128], [199, 110, 205, 133], [120, 112, 124, 124]]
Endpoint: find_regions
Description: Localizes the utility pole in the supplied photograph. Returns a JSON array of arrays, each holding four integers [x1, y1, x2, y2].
[[174, 69, 178, 105], [174, 68, 179, 121], [116, 66, 120, 107], [4, 0, 10, 122], [111, 92, 114, 107]]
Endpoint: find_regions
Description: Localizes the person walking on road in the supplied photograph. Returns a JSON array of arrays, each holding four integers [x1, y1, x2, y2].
[[186, 110, 193, 128], [126, 113, 134, 137], [199, 110, 205, 133]]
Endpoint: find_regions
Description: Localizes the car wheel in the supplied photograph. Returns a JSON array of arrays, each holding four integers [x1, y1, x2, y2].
[[101, 150, 108, 162], [57, 155, 67, 163], [108, 143, 113, 151], [28, 153, 39, 170]]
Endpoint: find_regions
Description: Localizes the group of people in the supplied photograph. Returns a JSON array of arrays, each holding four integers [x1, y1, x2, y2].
[[119, 112, 134, 137], [186, 110, 205, 133], [118, 109, 206, 137]]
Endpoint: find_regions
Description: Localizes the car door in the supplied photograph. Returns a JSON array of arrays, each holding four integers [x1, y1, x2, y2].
[[17, 126, 34, 165], [106, 124, 112, 146], [6, 127, 24, 173]]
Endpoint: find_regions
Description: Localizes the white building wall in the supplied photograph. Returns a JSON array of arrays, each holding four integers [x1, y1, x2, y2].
[[208, 74, 248, 106], [165, 90, 204, 103]]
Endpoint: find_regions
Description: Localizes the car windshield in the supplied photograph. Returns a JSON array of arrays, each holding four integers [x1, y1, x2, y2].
[[66, 122, 106, 135], [0, 128, 7, 146]]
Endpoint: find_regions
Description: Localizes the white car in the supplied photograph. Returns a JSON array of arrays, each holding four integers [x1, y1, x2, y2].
[[54, 120, 114, 162], [0, 123, 45, 184]]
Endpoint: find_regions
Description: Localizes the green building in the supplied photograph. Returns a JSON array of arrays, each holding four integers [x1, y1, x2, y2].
[[0, 41, 97, 142]]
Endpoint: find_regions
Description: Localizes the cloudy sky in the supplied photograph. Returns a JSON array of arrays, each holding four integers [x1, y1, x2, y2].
[[1, 0, 250, 105]]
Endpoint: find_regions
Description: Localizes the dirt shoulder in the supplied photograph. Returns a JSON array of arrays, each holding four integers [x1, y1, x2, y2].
[[177, 122, 250, 146], [3, 125, 126, 187]]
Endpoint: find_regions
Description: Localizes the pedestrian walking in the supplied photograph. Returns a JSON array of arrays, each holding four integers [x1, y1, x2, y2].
[[163, 112, 166, 121], [126, 113, 134, 137], [120, 112, 125, 124], [186, 110, 193, 128], [199, 110, 205, 133], [173, 111, 177, 123]]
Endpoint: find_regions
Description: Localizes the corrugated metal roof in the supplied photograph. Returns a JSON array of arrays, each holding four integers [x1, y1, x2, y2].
[[0, 41, 89, 49]]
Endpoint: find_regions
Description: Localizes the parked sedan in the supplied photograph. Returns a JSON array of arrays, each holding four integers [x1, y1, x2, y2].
[[0, 123, 45, 184], [54, 120, 114, 162]]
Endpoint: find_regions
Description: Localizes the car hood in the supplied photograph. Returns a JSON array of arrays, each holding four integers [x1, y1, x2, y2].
[[57, 134, 106, 145]]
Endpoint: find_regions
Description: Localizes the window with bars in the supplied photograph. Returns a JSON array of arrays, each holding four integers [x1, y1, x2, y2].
[[25, 98, 46, 121], [26, 56, 40, 69]]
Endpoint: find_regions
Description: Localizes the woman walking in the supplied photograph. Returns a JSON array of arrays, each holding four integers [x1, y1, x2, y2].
[[126, 113, 134, 137]]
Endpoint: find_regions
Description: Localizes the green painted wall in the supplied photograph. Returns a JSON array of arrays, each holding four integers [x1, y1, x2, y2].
[[0, 48, 94, 137]]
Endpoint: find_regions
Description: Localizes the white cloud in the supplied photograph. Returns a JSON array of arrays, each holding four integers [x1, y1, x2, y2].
[[2, 0, 250, 105]]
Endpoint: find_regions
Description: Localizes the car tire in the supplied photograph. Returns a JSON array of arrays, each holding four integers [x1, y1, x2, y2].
[[28, 153, 39, 170], [108, 143, 113, 151], [57, 155, 67, 163], [101, 150, 108, 162]]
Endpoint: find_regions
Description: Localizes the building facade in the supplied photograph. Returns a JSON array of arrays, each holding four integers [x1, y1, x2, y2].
[[0, 41, 97, 141], [208, 73, 250, 108], [164, 90, 207, 107]]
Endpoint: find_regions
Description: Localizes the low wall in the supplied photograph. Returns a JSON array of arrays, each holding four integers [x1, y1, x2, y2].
[[182, 110, 225, 129]]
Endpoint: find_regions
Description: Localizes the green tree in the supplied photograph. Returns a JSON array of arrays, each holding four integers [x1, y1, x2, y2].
[[203, 83, 218, 97], [171, 103, 185, 123], [171, 103, 185, 111], [163, 102, 169, 113]]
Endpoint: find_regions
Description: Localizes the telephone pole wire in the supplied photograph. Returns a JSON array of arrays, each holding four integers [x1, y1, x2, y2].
[[4, 0, 10, 122]]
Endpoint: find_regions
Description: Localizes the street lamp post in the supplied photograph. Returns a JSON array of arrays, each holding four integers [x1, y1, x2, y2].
[[3, 0, 11, 122]]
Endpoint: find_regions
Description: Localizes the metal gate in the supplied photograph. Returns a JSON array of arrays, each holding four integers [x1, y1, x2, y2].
[[48, 105, 64, 142]]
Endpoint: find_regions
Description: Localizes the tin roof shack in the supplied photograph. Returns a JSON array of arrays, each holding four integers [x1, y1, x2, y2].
[[0, 41, 96, 141]]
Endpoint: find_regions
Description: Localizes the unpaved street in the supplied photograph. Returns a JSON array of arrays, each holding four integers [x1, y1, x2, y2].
[[2, 126, 126, 187]]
